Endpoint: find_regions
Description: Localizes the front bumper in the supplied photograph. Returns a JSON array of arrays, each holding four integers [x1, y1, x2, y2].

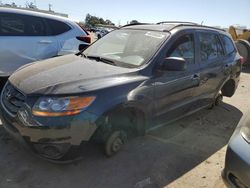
[[0, 105, 98, 161], [223, 117, 250, 188]]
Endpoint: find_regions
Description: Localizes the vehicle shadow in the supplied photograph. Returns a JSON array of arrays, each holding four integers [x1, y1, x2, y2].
[[0, 102, 242, 188]]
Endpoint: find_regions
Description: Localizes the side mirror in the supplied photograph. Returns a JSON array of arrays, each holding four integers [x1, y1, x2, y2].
[[162, 57, 187, 71], [78, 44, 89, 51]]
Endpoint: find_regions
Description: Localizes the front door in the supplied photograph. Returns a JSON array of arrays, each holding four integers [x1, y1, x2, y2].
[[153, 32, 200, 126]]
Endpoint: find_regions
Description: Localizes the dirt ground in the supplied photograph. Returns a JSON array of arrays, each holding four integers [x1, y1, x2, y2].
[[0, 67, 250, 188]]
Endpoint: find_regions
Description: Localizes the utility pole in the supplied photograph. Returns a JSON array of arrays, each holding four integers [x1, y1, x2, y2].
[[48, 3, 52, 11]]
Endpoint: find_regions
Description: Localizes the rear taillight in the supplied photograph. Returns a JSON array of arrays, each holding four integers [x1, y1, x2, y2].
[[76, 36, 91, 44]]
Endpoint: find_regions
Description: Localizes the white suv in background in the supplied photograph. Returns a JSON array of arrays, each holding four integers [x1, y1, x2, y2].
[[0, 7, 90, 88]]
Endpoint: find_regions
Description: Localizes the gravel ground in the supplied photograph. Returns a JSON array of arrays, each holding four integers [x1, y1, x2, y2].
[[0, 67, 250, 188]]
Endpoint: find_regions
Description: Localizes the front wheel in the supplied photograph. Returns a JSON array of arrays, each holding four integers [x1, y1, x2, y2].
[[104, 130, 127, 157]]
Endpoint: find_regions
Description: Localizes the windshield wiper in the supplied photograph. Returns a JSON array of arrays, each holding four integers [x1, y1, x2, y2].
[[86, 55, 117, 66]]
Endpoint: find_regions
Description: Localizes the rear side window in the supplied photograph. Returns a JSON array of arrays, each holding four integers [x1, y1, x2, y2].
[[221, 35, 236, 55], [45, 19, 71, 35], [199, 32, 224, 62], [27, 16, 46, 36], [0, 13, 46, 36], [76, 23, 89, 35]]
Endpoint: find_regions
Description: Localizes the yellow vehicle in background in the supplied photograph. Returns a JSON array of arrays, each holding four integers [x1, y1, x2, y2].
[[229, 26, 250, 65]]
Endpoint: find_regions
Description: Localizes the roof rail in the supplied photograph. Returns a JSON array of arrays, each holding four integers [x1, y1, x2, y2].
[[165, 23, 226, 32], [120, 21, 226, 32], [157, 21, 198, 25], [121, 22, 151, 28], [195, 25, 226, 32]]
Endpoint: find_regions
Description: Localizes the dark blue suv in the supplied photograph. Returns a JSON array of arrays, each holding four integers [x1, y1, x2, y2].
[[0, 22, 243, 162]]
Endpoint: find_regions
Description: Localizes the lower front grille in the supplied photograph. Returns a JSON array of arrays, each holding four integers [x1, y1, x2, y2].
[[1, 83, 25, 115]]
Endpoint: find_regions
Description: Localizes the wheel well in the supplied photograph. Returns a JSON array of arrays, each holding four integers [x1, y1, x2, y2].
[[91, 106, 146, 142], [221, 79, 236, 97], [0, 77, 8, 91]]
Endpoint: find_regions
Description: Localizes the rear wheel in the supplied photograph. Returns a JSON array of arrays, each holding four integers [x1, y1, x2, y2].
[[215, 93, 223, 106], [208, 93, 223, 109]]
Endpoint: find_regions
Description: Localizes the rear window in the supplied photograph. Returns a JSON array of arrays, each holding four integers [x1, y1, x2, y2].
[[76, 23, 89, 35], [221, 35, 236, 55], [45, 19, 71, 35], [0, 13, 46, 36]]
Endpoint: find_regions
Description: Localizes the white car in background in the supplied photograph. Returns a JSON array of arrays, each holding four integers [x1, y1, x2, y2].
[[0, 7, 91, 88]]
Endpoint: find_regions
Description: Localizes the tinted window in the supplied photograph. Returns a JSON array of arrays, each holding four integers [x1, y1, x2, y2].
[[0, 13, 25, 35], [0, 13, 46, 36], [167, 34, 195, 64], [221, 35, 235, 55], [46, 19, 71, 35], [199, 32, 224, 62]]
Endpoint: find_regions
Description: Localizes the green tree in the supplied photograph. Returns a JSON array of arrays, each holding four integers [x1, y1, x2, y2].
[[84, 14, 114, 27]]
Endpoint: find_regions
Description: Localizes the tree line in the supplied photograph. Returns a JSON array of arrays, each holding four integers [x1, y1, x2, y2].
[[84, 13, 139, 27]]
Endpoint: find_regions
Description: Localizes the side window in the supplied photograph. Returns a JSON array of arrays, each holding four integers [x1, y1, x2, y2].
[[0, 13, 46, 36], [221, 35, 236, 55], [167, 34, 195, 64], [0, 13, 25, 36], [199, 32, 224, 62], [27, 16, 46, 36], [46, 19, 71, 35]]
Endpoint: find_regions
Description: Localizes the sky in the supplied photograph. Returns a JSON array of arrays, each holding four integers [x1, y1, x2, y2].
[[1, 0, 250, 28]]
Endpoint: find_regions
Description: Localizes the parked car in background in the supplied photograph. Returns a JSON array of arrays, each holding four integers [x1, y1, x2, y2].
[[0, 22, 242, 162], [0, 7, 91, 89], [223, 111, 250, 188], [95, 28, 109, 39]]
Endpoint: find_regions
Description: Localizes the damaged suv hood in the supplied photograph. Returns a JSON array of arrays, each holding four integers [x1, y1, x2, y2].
[[9, 54, 142, 95]]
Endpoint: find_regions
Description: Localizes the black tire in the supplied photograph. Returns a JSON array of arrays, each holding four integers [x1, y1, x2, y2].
[[104, 130, 127, 157], [235, 40, 250, 65]]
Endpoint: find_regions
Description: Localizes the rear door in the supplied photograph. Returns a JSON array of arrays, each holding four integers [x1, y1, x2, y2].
[[0, 13, 57, 76], [193, 31, 225, 108], [44, 19, 83, 55]]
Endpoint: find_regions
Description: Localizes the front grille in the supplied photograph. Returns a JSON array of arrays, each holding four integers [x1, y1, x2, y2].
[[1, 83, 25, 115]]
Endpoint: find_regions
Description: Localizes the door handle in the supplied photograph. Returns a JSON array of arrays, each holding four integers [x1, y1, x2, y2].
[[39, 40, 52, 44]]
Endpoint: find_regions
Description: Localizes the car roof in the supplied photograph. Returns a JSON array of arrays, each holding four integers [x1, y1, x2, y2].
[[122, 22, 227, 34], [0, 7, 75, 25]]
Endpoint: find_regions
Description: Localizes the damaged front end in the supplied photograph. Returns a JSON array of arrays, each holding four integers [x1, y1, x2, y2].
[[0, 82, 99, 162]]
